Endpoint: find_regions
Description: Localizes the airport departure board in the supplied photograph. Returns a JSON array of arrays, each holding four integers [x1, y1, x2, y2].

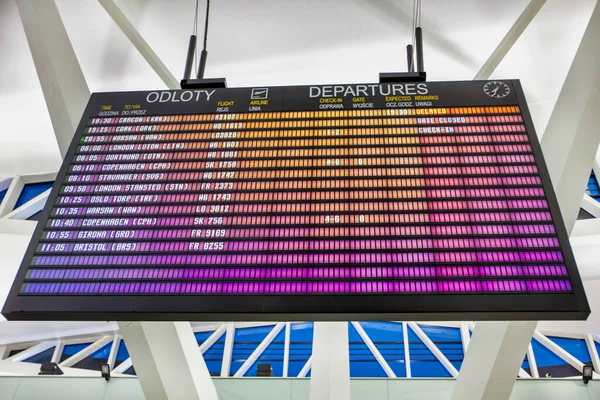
[[2, 80, 590, 321]]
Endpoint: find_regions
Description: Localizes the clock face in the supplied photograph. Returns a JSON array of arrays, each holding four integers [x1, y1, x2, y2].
[[484, 81, 510, 99]]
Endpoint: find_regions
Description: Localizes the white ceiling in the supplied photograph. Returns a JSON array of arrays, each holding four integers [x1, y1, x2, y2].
[[0, 0, 597, 176]]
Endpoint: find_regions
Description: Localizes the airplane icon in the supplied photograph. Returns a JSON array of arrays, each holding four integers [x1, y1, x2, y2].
[[251, 88, 269, 99]]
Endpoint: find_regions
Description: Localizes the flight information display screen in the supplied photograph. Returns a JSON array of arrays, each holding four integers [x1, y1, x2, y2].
[[2, 80, 589, 321]]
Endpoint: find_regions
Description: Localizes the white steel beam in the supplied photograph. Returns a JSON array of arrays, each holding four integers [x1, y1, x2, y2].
[[585, 334, 600, 374], [0, 172, 57, 225], [402, 322, 411, 378], [112, 357, 132, 374], [351, 321, 396, 378], [408, 322, 458, 377], [51, 340, 64, 364], [21, 172, 58, 184], [62, 336, 105, 346], [454, 5, 600, 397], [118, 321, 218, 400], [474, 0, 546, 80], [298, 356, 312, 378], [0, 323, 118, 346], [460, 322, 471, 354], [309, 322, 350, 400], [2, 188, 50, 220], [518, 367, 532, 379], [527, 344, 539, 378], [451, 321, 537, 400], [410, 321, 462, 329], [192, 323, 223, 333], [16, 0, 90, 157], [59, 336, 113, 368], [283, 322, 291, 378], [228, 322, 276, 329], [541, 0, 600, 234], [0, 177, 23, 218], [7, 341, 58, 362], [533, 331, 585, 373], [220, 322, 235, 377], [98, 0, 180, 90], [458, 323, 536, 379], [107, 336, 121, 370], [581, 194, 600, 218], [198, 325, 226, 354], [594, 148, 600, 178], [590, 120, 600, 192], [234, 323, 284, 377], [0, 178, 11, 194], [536, 330, 587, 340]]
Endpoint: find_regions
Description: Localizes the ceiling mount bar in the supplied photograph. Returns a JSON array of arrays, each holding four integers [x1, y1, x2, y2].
[[379, 2, 425, 82], [182, 35, 197, 81], [415, 27, 425, 73], [197, 0, 210, 79], [181, 0, 226, 89], [406, 44, 414, 73]]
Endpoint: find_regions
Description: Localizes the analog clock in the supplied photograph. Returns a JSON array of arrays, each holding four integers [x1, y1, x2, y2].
[[483, 81, 510, 99]]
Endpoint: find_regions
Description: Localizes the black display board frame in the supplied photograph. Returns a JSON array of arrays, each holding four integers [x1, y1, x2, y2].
[[2, 80, 590, 321]]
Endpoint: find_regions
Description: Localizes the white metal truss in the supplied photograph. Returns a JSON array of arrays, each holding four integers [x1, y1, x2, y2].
[[460, 322, 471, 353], [580, 194, 600, 219], [407, 322, 459, 377], [351, 321, 396, 378], [574, 150, 600, 235], [6, 341, 59, 362], [473, 0, 547, 80], [1, 321, 599, 380], [0, 335, 121, 377], [59, 336, 113, 368], [0, 173, 56, 235], [117, 321, 218, 400], [220, 322, 235, 377], [586, 335, 600, 374], [106, 336, 121, 370], [541, 0, 600, 235], [0, 177, 11, 195], [283, 322, 291, 378], [0, 176, 24, 218], [112, 357, 133, 376], [50, 341, 64, 364], [16, 0, 90, 157], [533, 331, 590, 376], [97, 0, 180, 89], [527, 343, 540, 378], [3, 188, 50, 220], [452, 321, 537, 400], [518, 367, 532, 379], [199, 325, 227, 354], [402, 322, 411, 378], [298, 356, 312, 378], [233, 322, 285, 377], [0, 346, 9, 360]]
